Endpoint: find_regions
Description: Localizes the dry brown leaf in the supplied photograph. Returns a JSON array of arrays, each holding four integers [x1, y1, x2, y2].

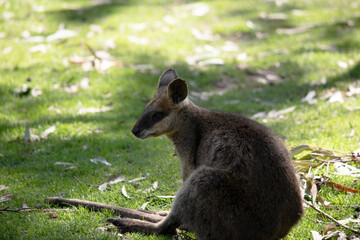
[[324, 224, 337, 235], [0, 194, 16, 202], [49, 211, 59, 218], [326, 181, 360, 194]]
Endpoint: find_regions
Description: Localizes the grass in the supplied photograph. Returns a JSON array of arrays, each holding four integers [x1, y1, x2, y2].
[[1, 0, 360, 239]]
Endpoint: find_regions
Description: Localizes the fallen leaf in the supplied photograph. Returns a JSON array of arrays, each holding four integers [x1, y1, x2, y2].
[[267, 106, 296, 119], [64, 84, 78, 93], [31, 88, 42, 97], [221, 41, 239, 52], [29, 44, 47, 53], [46, 24, 78, 42], [246, 21, 256, 29], [337, 231, 347, 240], [14, 83, 31, 97], [184, 3, 210, 16], [252, 112, 267, 119], [3, 11, 14, 20], [323, 223, 336, 234], [347, 85, 360, 97], [236, 53, 247, 61], [104, 38, 116, 50], [259, 12, 287, 20], [48, 105, 61, 114], [121, 185, 131, 199], [198, 58, 224, 67], [90, 157, 111, 166], [301, 90, 317, 105], [107, 173, 126, 185], [276, 23, 320, 35], [162, 15, 177, 25], [54, 162, 74, 166], [22, 202, 30, 209], [128, 177, 147, 183], [49, 212, 59, 218], [328, 91, 344, 103], [337, 217, 360, 225], [0, 194, 16, 202], [153, 181, 158, 190], [78, 106, 112, 114], [98, 182, 108, 191], [140, 202, 150, 210], [128, 36, 149, 45], [310, 76, 327, 86], [311, 231, 323, 240], [326, 181, 360, 194], [191, 28, 215, 41], [32, 5, 45, 12], [333, 162, 360, 177], [90, 24, 103, 34], [345, 106, 360, 111], [80, 77, 90, 89], [3, 46, 13, 54], [0, 185, 8, 191], [156, 195, 175, 199], [290, 145, 312, 156], [347, 129, 355, 138], [41, 125, 56, 139], [337, 61, 348, 69], [127, 22, 147, 31]]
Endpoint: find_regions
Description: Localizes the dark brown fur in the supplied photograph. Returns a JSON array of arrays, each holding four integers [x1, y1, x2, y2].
[[110, 69, 303, 240]]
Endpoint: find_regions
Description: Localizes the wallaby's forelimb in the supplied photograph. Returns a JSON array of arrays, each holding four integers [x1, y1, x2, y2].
[[45, 197, 165, 223]]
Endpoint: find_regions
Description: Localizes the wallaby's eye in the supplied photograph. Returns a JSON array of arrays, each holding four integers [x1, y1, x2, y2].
[[152, 112, 164, 122]]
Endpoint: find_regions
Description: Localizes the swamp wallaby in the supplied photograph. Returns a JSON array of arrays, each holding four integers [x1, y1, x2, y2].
[[108, 69, 303, 240]]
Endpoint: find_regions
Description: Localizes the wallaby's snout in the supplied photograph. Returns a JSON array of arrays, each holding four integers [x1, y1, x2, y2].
[[131, 125, 141, 137]]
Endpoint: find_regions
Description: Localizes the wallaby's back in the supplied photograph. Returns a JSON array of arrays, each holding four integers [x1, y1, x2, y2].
[[131, 69, 303, 240]]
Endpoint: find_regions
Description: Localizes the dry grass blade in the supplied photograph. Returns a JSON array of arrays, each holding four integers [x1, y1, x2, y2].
[[303, 200, 360, 235]]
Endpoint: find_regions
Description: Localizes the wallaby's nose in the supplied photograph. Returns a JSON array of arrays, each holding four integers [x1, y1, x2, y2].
[[132, 126, 141, 136]]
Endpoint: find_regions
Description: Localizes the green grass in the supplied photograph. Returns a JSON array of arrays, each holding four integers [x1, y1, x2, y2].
[[1, 0, 360, 239]]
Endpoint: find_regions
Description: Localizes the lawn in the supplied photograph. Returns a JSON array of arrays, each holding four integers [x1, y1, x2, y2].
[[1, 0, 360, 239]]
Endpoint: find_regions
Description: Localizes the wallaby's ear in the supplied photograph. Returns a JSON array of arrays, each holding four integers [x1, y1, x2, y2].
[[167, 79, 188, 104], [158, 69, 179, 88]]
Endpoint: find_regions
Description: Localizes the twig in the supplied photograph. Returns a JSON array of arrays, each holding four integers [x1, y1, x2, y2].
[[73, 176, 93, 188], [83, 42, 101, 60], [304, 200, 360, 234]]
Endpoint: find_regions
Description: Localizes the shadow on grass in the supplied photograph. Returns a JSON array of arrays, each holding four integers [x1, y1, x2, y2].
[[45, 1, 133, 24]]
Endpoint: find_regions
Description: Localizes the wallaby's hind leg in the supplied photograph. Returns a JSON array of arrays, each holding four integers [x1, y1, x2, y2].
[[108, 213, 178, 235], [108, 167, 251, 240]]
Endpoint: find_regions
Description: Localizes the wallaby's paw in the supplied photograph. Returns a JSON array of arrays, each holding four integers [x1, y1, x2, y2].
[[107, 217, 137, 233]]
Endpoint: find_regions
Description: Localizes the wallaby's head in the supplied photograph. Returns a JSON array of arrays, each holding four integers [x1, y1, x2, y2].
[[131, 69, 189, 139]]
